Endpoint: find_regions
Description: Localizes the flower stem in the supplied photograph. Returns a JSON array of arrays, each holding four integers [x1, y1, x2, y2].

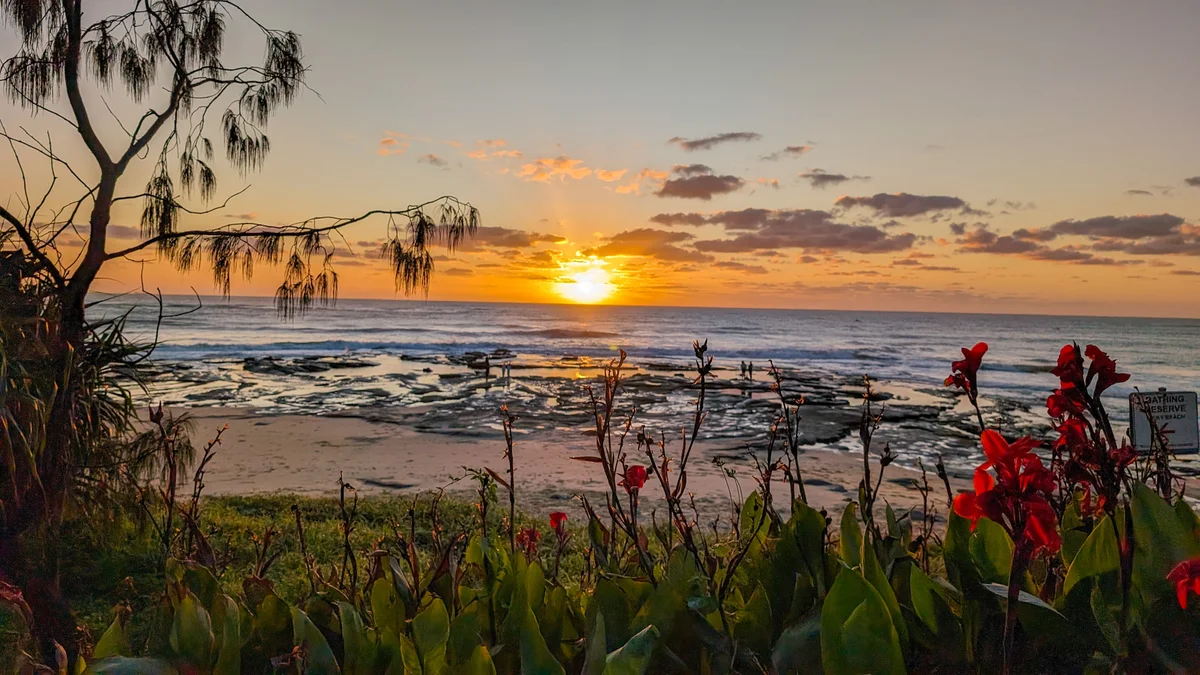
[[1003, 548, 1029, 675]]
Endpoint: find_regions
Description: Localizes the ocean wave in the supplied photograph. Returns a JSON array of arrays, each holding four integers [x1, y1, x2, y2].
[[520, 328, 621, 339]]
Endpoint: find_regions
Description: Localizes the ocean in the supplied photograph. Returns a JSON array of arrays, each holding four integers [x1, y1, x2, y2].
[[90, 295, 1200, 471]]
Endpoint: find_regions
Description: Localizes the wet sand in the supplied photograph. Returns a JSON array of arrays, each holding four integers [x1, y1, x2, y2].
[[184, 406, 963, 521]]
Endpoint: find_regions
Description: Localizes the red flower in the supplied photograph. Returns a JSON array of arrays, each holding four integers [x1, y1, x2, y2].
[[1047, 388, 1085, 419], [1083, 345, 1130, 395], [1168, 558, 1200, 609], [516, 527, 540, 555], [952, 430, 1061, 555], [620, 465, 648, 492], [1052, 344, 1085, 388], [549, 511, 568, 538], [945, 342, 988, 397]]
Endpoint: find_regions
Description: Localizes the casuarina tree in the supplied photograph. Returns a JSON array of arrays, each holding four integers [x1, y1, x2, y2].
[[0, 0, 477, 652]]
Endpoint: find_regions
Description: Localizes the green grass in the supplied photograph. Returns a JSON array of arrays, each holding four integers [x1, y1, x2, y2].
[[59, 493, 581, 639]]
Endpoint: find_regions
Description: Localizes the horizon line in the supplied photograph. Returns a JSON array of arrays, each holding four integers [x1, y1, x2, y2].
[[87, 291, 1200, 323]]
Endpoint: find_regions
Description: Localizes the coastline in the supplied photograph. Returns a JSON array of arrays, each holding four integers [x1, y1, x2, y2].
[[183, 406, 963, 519]]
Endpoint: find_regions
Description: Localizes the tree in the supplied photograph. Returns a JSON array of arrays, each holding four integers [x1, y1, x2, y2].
[[0, 0, 478, 653]]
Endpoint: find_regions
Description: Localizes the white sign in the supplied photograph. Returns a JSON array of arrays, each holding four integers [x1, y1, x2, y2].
[[1129, 390, 1198, 454]]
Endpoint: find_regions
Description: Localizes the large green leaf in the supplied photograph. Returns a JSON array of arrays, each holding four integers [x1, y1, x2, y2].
[[500, 559, 565, 675], [771, 611, 823, 675], [92, 616, 130, 659], [211, 594, 243, 675], [968, 517, 1013, 585], [820, 565, 906, 675], [452, 646, 497, 675], [337, 602, 377, 675], [291, 607, 341, 675], [860, 536, 908, 649], [583, 611, 609, 675], [602, 624, 660, 675], [839, 503, 862, 568], [732, 584, 773, 657], [169, 591, 214, 669], [413, 598, 451, 675], [791, 499, 830, 598], [1131, 482, 1200, 605], [1062, 515, 1118, 599]]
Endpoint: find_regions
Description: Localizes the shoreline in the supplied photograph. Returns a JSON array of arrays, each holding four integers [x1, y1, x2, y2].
[[183, 406, 963, 519]]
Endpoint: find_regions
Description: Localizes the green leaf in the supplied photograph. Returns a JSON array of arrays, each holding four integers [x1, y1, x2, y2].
[[1089, 582, 1120, 654], [447, 610, 485, 667], [602, 624, 660, 675], [790, 499, 830, 598], [1131, 482, 1200, 605], [291, 607, 341, 675], [839, 503, 862, 567], [414, 599, 451, 675], [732, 584, 772, 657], [92, 616, 130, 659], [211, 594, 243, 675], [968, 517, 1013, 585], [1059, 493, 1088, 568], [453, 646, 497, 675], [1062, 515, 1118, 599], [501, 559, 565, 675], [860, 536, 908, 649], [739, 491, 769, 544], [821, 565, 906, 675], [338, 602, 377, 675], [771, 612, 823, 675], [904, 563, 946, 634], [252, 594, 294, 665], [169, 591, 214, 668], [583, 610, 608, 675]]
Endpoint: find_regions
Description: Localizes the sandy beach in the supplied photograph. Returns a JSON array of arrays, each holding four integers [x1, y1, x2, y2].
[[184, 406, 962, 521]]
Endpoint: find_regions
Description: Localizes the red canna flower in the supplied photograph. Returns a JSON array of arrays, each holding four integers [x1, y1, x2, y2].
[[1167, 558, 1200, 609], [620, 465, 648, 492], [945, 342, 988, 398], [549, 511, 568, 538], [952, 430, 1061, 555], [1047, 388, 1085, 419], [1083, 345, 1130, 395], [1052, 344, 1085, 388], [516, 527, 541, 556]]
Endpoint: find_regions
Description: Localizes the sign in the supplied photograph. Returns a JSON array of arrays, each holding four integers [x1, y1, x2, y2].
[[1129, 390, 1198, 454]]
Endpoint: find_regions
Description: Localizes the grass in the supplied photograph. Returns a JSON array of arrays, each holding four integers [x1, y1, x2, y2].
[[59, 492, 581, 640]]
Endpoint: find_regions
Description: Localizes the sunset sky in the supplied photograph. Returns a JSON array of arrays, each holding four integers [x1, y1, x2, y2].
[[5, 1, 1200, 316]]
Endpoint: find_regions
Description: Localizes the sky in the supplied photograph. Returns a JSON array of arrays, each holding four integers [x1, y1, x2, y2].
[[5, 0, 1200, 316]]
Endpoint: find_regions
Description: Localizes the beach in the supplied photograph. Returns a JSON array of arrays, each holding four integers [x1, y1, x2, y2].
[[185, 406, 959, 519]]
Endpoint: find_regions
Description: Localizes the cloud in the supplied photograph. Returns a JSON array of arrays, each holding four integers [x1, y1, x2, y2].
[[1011, 227, 1057, 242], [650, 212, 709, 227], [582, 228, 713, 262], [517, 156, 592, 182], [107, 224, 142, 239], [683, 208, 917, 254], [471, 226, 566, 248], [595, 168, 628, 182], [418, 153, 448, 168], [799, 169, 869, 189], [655, 164, 744, 200], [761, 145, 813, 161], [477, 139, 507, 147], [713, 260, 768, 274], [442, 268, 474, 276], [1046, 213, 1184, 240], [1186, 177, 1200, 187], [1172, 269, 1200, 276], [222, 212, 258, 219], [1125, 189, 1153, 196], [891, 258, 923, 267], [466, 149, 489, 160], [956, 227, 1042, 254], [756, 178, 781, 189], [377, 135, 409, 156], [492, 150, 523, 158], [669, 132, 762, 152], [835, 192, 968, 217], [615, 168, 670, 195]]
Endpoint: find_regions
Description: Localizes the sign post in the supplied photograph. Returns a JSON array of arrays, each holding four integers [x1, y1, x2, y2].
[[1129, 389, 1199, 455]]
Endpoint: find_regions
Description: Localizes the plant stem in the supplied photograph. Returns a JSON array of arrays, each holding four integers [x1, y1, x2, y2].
[[1003, 548, 1029, 675]]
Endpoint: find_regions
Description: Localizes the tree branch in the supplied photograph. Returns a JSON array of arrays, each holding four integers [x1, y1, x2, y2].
[[0, 203, 65, 287]]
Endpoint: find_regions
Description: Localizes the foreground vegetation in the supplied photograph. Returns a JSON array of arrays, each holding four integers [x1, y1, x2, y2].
[[3, 335, 1200, 674]]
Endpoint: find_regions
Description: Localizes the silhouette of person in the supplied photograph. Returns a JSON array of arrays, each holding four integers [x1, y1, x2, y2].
[[740, 360, 746, 378], [748, 361, 754, 380]]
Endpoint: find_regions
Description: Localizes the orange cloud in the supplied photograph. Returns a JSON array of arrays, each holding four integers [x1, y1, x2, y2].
[[595, 169, 628, 182], [615, 168, 670, 194], [517, 156, 592, 182], [493, 149, 523, 158], [466, 149, 489, 160], [377, 135, 410, 156], [477, 139, 508, 147]]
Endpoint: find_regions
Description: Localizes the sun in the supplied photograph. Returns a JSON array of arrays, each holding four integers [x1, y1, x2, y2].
[[554, 263, 616, 304]]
